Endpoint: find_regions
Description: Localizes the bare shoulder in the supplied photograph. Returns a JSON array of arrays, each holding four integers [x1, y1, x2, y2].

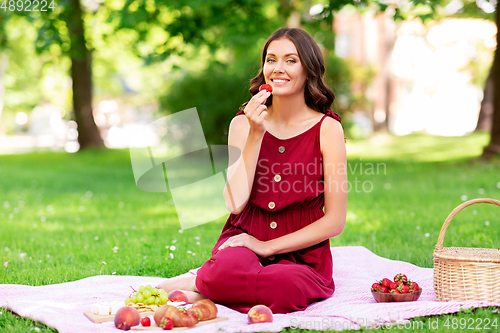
[[228, 114, 250, 147], [320, 116, 345, 155], [230, 114, 249, 129]]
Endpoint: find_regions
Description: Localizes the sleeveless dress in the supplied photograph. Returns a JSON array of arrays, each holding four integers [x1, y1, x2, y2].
[[195, 110, 342, 314]]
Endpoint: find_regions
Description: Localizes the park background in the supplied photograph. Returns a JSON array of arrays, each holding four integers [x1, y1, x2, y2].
[[0, 0, 499, 332]]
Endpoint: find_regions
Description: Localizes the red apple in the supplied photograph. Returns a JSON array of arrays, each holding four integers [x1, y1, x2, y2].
[[167, 290, 188, 304], [247, 304, 273, 324], [114, 306, 141, 330]]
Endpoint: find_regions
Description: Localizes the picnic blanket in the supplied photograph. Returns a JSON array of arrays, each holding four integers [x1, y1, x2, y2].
[[1, 246, 498, 333]]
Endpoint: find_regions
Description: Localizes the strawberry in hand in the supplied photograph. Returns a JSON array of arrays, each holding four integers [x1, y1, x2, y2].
[[259, 84, 273, 93]]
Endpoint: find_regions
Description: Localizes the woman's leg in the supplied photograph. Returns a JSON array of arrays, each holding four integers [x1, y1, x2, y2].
[[156, 274, 197, 293], [155, 274, 207, 303], [195, 246, 263, 304], [195, 246, 333, 313]]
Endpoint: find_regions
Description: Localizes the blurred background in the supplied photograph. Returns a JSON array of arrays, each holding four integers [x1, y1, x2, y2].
[[0, 0, 498, 159]]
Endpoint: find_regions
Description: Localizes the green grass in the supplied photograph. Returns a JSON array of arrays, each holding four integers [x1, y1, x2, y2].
[[0, 131, 499, 332]]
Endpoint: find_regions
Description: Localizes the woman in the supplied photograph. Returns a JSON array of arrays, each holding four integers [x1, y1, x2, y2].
[[157, 27, 347, 314]]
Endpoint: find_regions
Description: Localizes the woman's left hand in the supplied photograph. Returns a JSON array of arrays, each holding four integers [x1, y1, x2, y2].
[[217, 233, 272, 258]]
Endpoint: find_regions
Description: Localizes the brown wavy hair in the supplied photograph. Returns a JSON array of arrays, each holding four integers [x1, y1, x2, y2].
[[239, 27, 335, 114]]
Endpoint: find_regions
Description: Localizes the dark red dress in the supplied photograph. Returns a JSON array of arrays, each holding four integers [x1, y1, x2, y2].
[[195, 110, 341, 314]]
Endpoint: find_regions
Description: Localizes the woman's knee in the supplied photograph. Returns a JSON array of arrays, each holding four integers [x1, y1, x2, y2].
[[197, 247, 260, 287]]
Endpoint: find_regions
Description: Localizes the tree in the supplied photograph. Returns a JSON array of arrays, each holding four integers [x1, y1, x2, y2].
[[63, 0, 104, 149], [349, 0, 498, 158], [482, 8, 500, 159], [0, 0, 104, 149]]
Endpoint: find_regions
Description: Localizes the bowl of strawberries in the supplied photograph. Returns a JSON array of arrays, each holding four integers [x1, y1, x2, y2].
[[371, 273, 421, 303]]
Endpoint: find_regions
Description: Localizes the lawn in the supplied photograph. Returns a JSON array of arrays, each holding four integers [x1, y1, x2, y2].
[[0, 131, 499, 332]]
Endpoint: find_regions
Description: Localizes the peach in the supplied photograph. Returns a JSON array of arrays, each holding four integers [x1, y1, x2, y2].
[[114, 306, 140, 330], [247, 304, 273, 324], [167, 290, 188, 304]]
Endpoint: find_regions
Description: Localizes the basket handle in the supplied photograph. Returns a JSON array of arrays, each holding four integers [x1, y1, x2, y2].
[[435, 198, 500, 251]]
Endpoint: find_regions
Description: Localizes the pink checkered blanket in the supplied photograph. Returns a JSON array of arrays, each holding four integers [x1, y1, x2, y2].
[[1, 246, 498, 332]]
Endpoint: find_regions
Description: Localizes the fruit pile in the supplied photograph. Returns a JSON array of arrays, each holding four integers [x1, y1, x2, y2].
[[115, 291, 218, 330], [125, 285, 169, 306], [371, 273, 420, 294]]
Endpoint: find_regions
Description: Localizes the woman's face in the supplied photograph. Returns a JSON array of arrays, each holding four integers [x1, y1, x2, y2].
[[263, 38, 308, 97]]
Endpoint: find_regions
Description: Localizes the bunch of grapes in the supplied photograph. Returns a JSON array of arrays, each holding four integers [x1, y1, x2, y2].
[[125, 285, 169, 306]]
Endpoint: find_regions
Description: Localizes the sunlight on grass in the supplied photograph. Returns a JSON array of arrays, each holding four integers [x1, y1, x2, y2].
[[346, 131, 490, 162]]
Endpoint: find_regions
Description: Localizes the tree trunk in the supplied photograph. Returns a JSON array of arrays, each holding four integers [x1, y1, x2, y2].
[[481, 9, 500, 160], [475, 67, 493, 132], [0, 53, 8, 135], [66, 0, 104, 150], [383, 14, 396, 133]]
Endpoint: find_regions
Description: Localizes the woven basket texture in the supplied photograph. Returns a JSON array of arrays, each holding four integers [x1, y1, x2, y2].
[[433, 198, 500, 302]]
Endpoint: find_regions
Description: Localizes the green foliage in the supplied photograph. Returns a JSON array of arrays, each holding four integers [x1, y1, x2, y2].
[[113, 0, 282, 64], [160, 59, 259, 145]]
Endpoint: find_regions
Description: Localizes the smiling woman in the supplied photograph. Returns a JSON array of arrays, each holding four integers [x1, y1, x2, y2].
[[240, 28, 336, 116], [156, 27, 347, 314]]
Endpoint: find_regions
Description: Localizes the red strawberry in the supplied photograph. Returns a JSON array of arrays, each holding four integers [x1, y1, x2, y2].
[[390, 289, 400, 294], [259, 84, 273, 93], [389, 282, 398, 290], [394, 273, 408, 283], [379, 278, 392, 288], [371, 283, 382, 292], [380, 286, 389, 293], [160, 317, 173, 330], [399, 285, 409, 293], [409, 282, 419, 292]]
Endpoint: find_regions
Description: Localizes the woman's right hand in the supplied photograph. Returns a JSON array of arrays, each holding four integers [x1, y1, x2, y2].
[[243, 90, 271, 135]]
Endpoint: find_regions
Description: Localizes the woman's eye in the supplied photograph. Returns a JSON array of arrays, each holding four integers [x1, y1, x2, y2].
[[266, 59, 275, 63], [287, 59, 296, 64]]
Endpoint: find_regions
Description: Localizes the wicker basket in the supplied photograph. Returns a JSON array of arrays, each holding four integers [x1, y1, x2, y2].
[[433, 198, 500, 302]]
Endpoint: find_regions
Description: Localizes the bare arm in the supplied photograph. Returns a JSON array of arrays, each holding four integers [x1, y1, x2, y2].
[[223, 90, 271, 214]]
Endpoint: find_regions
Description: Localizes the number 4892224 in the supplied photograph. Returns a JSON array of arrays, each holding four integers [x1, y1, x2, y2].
[[1, 0, 56, 11]]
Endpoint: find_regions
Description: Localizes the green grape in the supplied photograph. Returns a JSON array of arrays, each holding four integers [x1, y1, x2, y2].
[[147, 296, 155, 304], [130, 295, 138, 303], [159, 293, 168, 304], [146, 285, 152, 290], [154, 297, 161, 305], [124, 297, 131, 305], [136, 293, 145, 303], [139, 286, 145, 293], [142, 290, 152, 298], [152, 288, 159, 295], [158, 288, 165, 293]]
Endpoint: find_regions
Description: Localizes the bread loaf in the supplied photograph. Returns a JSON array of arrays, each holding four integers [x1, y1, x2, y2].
[[187, 299, 217, 321], [154, 305, 199, 327]]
